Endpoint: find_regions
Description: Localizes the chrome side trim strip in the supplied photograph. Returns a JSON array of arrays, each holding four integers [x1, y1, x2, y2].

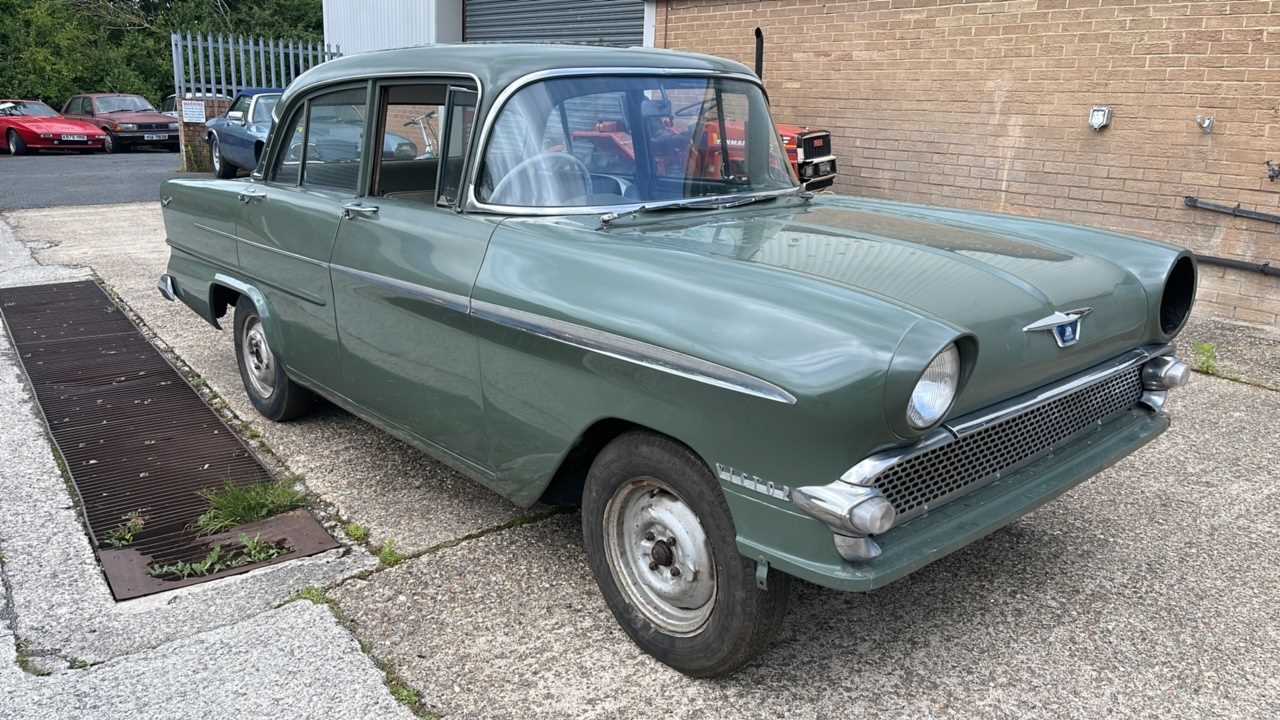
[[237, 236, 330, 269], [470, 300, 796, 405], [945, 344, 1170, 436], [331, 264, 470, 315], [192, 222, 241, 243]]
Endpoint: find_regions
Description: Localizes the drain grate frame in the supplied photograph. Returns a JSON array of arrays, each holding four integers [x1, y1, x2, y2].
[[0, 280, 336, 600]]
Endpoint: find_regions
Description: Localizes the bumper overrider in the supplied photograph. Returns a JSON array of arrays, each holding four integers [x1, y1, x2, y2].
[[790, 345, 1187, 582]]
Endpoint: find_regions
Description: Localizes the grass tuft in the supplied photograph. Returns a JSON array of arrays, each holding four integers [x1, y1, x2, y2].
[[148, 534, 288, 580], [345, 522, 369, 543], [1192, 341, 1219, 375], [103, 510, 146, 549], [378, 539, 404, 568], [293, 585, 331, 606], [388, 679, 420, 708], [195, 480, 306, 535]]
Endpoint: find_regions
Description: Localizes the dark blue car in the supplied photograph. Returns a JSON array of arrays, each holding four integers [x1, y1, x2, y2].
[[206, 88, 281, 178]]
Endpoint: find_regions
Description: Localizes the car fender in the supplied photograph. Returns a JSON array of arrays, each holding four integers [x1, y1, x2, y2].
[[209, 272, 278, 340]]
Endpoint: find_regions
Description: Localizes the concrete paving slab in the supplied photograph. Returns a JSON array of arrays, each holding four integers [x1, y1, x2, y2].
[[1177, 313, 1280, 390], [10, 204, 532, 554], [4, 601, 415, 720], [331, 377, 1280, 719]]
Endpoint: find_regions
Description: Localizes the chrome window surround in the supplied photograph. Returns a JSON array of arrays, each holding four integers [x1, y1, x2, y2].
[[840, 344, 1172, 492], [462, 67, 800, 217]]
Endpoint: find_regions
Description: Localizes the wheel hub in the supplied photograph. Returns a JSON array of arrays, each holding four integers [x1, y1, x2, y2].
[[603, 477, 716, 636], [241, 317, 275, 398]]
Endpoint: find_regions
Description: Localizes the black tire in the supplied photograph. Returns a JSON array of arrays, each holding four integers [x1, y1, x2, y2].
[[102, 133, 118, 153], [210, 134, 235, 178], [232, 296, 312, 421], [8, 129, 27, 155], [582, 431, 790, 677], [166, 143, 180, 153]]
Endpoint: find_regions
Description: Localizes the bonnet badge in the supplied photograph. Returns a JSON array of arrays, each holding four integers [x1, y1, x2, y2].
[[1023, 308, 1093, 348]]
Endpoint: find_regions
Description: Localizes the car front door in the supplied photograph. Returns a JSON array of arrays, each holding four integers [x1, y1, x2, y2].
[[329, 80, 491, 464], [234, 84, 369, 393], [221, 95, 254, 169]]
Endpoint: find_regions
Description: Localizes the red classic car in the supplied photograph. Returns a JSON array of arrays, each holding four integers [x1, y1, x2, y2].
[[61, 93, 179, 153], [0, 100, 107, 154], [563, 96, 837, 192]]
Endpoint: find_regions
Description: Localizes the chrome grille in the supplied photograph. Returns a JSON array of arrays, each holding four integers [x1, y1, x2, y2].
[[875, 366, 1144, 519]]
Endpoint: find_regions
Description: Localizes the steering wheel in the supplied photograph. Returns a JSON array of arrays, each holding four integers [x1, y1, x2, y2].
[[489, 151, 592, 206]]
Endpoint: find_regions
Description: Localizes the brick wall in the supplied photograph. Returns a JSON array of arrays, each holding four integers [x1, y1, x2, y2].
[[179, 99, 231, 173], [655, 0, 1280, 327]]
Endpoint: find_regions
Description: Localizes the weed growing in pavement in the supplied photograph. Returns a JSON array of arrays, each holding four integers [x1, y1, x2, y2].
[[103, 510, 146, 548], [293, 586, 331, 606], [378, 539, 404, 568], [195, 480, 306, 534], [388, 678, 420, 708], [1193, 342, 1219, 375], [147, 534, 288, 580], [345, 522, 369, 543]]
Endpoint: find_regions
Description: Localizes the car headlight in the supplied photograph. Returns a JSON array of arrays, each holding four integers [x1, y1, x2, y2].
[[906, 344, 960, 429], [117, 123, 137, 131], [168, 122, 179, 130]]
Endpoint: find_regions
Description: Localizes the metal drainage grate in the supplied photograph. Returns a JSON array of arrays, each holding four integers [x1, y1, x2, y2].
[[875, 365, 1145, 521], [0, 280, 336, 600]]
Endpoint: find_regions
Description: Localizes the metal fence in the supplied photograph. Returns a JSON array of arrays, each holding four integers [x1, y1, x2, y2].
[[170, 32, 341, 100]]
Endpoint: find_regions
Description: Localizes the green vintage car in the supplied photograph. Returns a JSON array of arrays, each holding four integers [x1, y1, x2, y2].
[[158, 44, 1196, 676]]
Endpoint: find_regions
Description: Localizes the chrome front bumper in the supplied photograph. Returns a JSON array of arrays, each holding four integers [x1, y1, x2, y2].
[[793, 345, 1189, 562]]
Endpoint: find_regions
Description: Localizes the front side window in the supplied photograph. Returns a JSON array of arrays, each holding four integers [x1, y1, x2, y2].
[[0, 101, 59, 118], [228, 95, 250, 117], [303, 87, 367, 192], [477, 75, 795, 208], [95, 95, 155, 114], [252, 95, 279, 124]]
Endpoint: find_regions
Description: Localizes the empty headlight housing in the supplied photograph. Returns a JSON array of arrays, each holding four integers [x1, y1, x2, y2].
[[906, 344, 960, 429], [1159, 255, 1196, 338]]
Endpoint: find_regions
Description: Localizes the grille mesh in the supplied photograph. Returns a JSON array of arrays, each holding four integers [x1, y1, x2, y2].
[[875, 366, 1145, 519]]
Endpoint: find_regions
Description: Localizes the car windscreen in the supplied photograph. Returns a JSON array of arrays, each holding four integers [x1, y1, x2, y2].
[[95, 95, 156, 113], [476, 75, 796, 208], [0, 101, 59, 117], [253, 95, 279, 124]]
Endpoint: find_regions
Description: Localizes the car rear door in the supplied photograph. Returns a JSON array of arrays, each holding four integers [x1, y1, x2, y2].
[[234, 84, 369, 393], [329, 80, 492, 464]]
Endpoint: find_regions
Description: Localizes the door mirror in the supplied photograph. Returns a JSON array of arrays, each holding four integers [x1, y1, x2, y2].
[[227, 110, 245, 124]]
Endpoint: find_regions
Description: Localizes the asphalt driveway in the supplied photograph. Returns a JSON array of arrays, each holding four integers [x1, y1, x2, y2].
[[2, 202, 1278, 718], [0, 152, 193, 210]]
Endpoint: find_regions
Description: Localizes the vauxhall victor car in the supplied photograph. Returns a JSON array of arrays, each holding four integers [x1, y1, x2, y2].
[[158, 44, 1195, 676]]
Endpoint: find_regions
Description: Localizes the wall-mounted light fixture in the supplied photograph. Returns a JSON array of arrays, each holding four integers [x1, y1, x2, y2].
[[1089, 106, 1112, 131], [1195, 115, 1214, 134]]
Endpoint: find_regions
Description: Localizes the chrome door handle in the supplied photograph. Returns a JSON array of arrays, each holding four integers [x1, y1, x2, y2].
[[342, 203, 379, 219], [237, 189, 266, 204]]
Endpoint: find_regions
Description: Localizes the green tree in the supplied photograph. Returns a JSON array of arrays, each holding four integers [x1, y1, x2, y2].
[[0, 0, 321, 108]]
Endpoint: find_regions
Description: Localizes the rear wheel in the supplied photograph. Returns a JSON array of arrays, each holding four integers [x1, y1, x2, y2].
[[582, 431, 790, 677], [210, 135, 235, 178], [7, 130, 27, 155], [232, 296, 313, 421]]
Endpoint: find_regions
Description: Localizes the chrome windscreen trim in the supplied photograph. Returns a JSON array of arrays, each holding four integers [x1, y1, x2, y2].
[[331, 264, 470, 315], [945, 344, 1171, 436], [463, 66, 791, 217], [470, 300, 796, 405]]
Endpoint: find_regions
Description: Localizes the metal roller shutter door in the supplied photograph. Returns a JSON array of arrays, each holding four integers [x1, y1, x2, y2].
[[464, 0, 645, 47]]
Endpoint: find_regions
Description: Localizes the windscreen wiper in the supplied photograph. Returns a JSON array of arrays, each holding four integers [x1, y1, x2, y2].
[[598, 190, 809, 229]]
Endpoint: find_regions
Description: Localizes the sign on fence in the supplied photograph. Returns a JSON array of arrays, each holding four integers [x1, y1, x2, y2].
[[169, 32, 341, 100]]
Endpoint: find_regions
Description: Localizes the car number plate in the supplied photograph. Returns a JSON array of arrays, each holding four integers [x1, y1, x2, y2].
[[143, 133, 169, 141], [60, 134, 87, 141]]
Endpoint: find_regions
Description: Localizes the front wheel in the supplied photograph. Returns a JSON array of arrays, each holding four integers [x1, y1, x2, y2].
[[232, 296, 313, 421], [102, 133, 117, 153], [8, 129, 27, 155], [582, 431, 790, 677]]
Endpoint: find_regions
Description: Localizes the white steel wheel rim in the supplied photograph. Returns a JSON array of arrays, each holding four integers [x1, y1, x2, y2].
[[211, 137, 221, 172], [241, 316, 276, 398], [6, 131, 14, 154], [603, 476, 716, 636]]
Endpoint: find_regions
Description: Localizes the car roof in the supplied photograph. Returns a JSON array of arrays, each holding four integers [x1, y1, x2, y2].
[[282, 43, 753, 113], [238, 88, 284, 98], [81, 93, 149, 98]]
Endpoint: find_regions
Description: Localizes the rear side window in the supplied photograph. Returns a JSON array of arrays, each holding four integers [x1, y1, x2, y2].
[[303, 87, 368, 192]]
